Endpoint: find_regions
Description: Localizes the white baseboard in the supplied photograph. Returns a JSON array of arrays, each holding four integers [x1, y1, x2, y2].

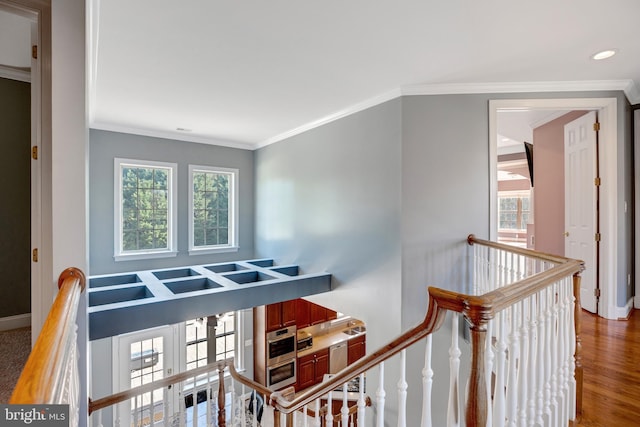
[[0, 313, 31, 331], [615, 299, 634, 320]]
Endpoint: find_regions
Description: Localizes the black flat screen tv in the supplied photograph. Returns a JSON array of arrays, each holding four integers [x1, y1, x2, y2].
[[524, 141, 534, 187]]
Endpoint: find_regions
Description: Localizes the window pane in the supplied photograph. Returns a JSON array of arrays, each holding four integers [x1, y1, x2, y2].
[[118, 163, 172, 253], [191, 169, 235, 248]]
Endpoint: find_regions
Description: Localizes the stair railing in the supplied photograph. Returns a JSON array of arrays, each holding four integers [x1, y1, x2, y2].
[[10, 267, 86, 426], [260, 235, 584, 427]]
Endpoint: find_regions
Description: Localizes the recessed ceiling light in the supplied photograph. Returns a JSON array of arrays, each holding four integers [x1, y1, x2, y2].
[[176, 127, 192, 132], [591, 49, 618, 60]]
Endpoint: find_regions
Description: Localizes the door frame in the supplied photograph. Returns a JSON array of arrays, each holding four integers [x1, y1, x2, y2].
[[489, 97, 618, 319], [0, 0, 52, 342]]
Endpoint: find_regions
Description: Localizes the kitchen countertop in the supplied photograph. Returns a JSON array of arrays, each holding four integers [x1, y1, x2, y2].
[[297, 327, 365, 358]]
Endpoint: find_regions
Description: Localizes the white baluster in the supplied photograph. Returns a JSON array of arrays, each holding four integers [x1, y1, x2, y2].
[[326, 390, 334, 426], [447, 314, 460, 427], [240, 384, 246, 427], [398, 349, 408, 427], [357, 373, 366, 427], [526, 296, 537, 427], [485, 318, 494, 427], [493, 310, 507, 427], [518, 297, 529, 427], [376, 362, 386, 427], [303, 404, 309, 427], [421, 335, 433, 427], [314, 398, 321, 427], [543, 286, 553, 425], [506, 303, 520, 427], [568, 278, 577, 421], [535, 291, 546, 426], [342, 382, 349, 426]]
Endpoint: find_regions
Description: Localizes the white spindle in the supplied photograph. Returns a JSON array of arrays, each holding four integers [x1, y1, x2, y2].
[[421, 334, 433, 427], [535, 291, 546, 426], [493, 310, 507, 427], [376, 362, 386, 427], [396, 349, 407, 427], [506, 303, 519, 427], [314, 398, 321, 427], [518, 298, 529, 427], [342, 382, 349, 426], [447, 314, 460, 427], [357, 373, 366, 427], [485, 318, 494, 427], [326, 390, 334, 426], [303, 403, 309, 427]]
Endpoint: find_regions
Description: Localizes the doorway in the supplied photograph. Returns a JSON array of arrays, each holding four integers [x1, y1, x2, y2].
[[489, 98, 618, 319], [0, 0, 49, 343]]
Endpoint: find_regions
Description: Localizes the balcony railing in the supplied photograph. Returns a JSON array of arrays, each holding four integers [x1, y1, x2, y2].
[[13, 235, 584, 426]]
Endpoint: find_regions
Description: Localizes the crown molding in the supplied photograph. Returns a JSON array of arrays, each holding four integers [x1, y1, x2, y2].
[[624, 80, 640, 105], [401, 80, 634, 98], [0, 64, 30, 82], [90, 122, 256, 151], [256, 88, 402, 149]]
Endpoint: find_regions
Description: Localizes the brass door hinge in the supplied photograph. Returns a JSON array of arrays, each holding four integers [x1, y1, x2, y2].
[[595, 288, 601, 298], [594, 177, 601, 186], [32, 248, 38, 262], [32, 45, 37, 60], [595, 233, 601, 242], [32, 146, 38, 160], [593, 122, 600, 132]]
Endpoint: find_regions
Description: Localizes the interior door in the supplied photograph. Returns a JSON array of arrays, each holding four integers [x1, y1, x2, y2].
[[564, 111, 598, 313], [114, 325, 177, 426]]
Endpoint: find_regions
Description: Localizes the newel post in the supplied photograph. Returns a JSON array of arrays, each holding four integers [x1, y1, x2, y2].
[[573, 271, 583, 420], [465, 313, 490, 427]]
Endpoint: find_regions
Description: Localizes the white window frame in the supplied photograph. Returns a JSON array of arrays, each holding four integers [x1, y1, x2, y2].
[[188, 164, 239, 255], [497, 190, 531, 232], [114, 158, 178, 261]]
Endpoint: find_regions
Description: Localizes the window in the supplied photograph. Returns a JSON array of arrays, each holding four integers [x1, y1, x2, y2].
[[189, 165, 238, 254], [184, 312, 237, 371], [114, 158, 177, 260], [498, 191, 530, 231]]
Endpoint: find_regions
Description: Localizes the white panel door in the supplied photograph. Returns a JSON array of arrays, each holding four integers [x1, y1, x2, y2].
[[564, 111, 598, 313]]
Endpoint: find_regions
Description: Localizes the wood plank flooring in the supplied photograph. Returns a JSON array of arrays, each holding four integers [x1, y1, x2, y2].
[[572, 309, 640, 426]]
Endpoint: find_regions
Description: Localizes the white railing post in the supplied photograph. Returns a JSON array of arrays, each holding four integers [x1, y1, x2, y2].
[[421, 335, 433, 427], [448, 314, 461, 427], [485, 318, 494, 427], [357, 373, 366, 427], [493, 310, 507, 427], [376, 362, 386, 427], [342, 382, 350, 426], [397, 349, 407, 427]]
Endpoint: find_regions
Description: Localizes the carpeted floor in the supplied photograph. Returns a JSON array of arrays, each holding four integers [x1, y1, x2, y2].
[[0, 327, 31, 403]]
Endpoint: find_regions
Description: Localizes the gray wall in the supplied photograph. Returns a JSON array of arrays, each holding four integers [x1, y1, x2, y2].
[[0, 77, 30, 319], [89, 130, 255, 275]]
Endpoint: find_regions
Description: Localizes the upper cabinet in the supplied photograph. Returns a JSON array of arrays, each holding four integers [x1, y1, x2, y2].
[[265, 300, 297, 332], [296, 299, 337, 329]]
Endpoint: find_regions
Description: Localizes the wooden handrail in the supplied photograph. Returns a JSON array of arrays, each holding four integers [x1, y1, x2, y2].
[[467, 233, 576, 265], [89, 357, 235, 414], [10, 267, 86, 404]]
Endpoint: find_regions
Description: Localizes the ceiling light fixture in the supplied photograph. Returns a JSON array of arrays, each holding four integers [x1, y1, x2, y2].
[[176, 127, 192, 132], [591, 49, 617, 61]]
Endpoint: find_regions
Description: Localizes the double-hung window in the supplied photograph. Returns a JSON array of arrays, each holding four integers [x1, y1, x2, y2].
[[188, 165, 239, 254], [114, 158, 178, 260]]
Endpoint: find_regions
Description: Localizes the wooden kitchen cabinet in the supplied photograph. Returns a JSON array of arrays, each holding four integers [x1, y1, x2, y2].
[[347, 334, 366, 365], [297, 348, 329, 391], [297, 299, 338, 328], [265, 300, 297, 332]]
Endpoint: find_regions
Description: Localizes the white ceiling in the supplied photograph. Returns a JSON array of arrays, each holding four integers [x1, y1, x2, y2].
[[3, 1, 640, 150]]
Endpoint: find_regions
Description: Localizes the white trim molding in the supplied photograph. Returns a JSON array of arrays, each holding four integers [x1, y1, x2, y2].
[[0, 64, 30, 82], [0, 313, 31, 331], [489, 97, 619, 320]]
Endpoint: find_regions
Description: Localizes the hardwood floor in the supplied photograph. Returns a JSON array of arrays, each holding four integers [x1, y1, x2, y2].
[[572, 309, 640, 426]]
